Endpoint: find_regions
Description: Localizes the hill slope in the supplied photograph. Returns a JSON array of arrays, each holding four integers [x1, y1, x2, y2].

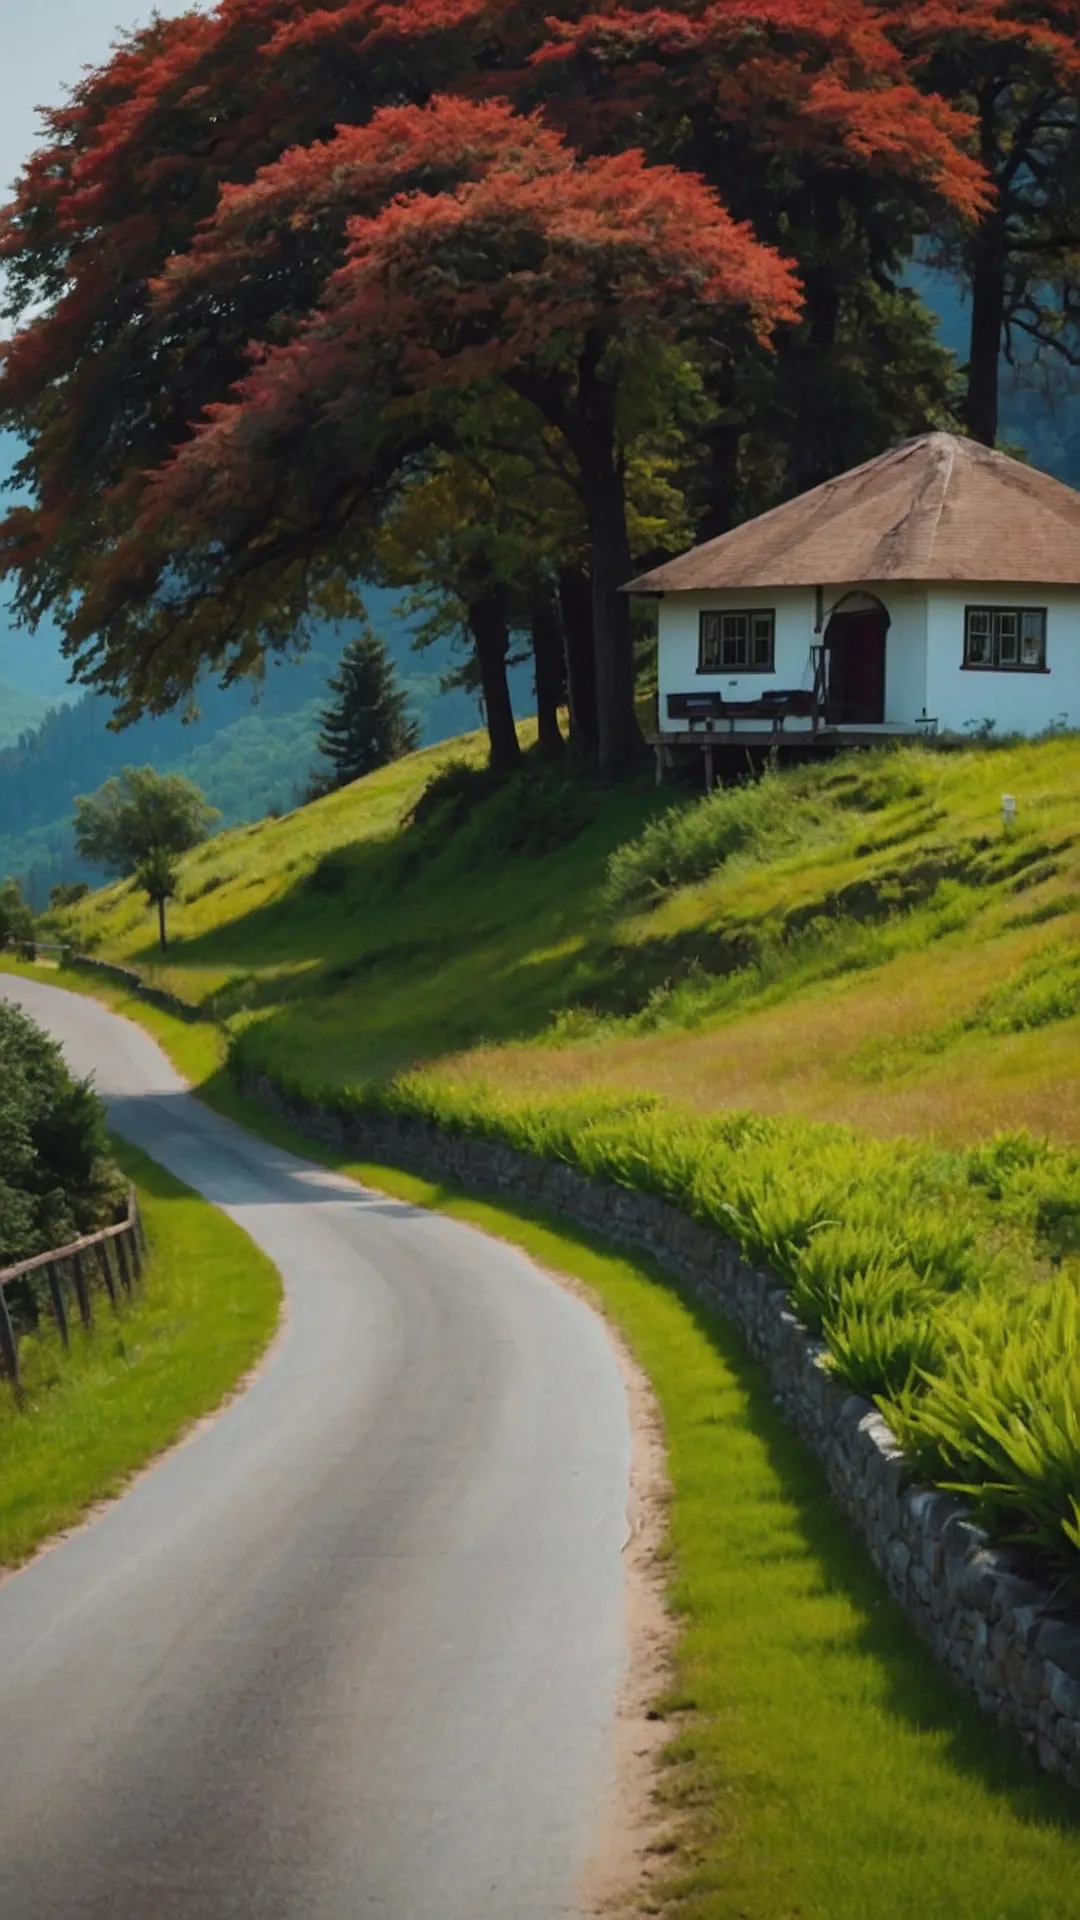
[[60, 730, 1080, 1146], [0, 603, 531, 902]]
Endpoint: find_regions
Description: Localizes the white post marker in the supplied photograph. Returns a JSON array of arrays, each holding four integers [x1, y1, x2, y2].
[[1001, 793, 1017, 830]]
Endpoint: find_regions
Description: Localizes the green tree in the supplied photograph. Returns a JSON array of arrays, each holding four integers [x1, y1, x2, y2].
[[133, 846, 181, 953], [0, 880, 34, 953], [0, 1001, 116, 1266], [75, 767, 218, 875], [74, 766, 217, 950], [308, 625, 419, 797]]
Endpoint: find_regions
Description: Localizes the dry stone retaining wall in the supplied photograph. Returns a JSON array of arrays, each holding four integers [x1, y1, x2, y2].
[[245, 1069, 1080, 1786]]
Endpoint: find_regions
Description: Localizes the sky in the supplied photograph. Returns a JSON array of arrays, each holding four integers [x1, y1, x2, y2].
[[2, 1, 201, 198]]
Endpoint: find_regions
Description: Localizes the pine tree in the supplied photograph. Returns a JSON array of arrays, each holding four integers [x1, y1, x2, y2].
[[310, 625, 419, 796]]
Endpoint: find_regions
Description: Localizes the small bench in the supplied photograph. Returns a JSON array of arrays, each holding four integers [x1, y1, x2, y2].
[[666, 689, 817, 733]]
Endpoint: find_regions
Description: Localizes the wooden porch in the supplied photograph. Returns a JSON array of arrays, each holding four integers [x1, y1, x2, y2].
[[651, 721, 937, 791], [654, 641, 938, 787]]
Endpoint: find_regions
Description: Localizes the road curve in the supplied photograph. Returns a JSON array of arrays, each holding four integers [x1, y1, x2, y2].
[[0, 978, 631, 1920]]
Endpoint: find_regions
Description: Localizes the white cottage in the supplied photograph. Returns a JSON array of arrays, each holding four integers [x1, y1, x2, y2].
[[626, 432, 1080, 774]]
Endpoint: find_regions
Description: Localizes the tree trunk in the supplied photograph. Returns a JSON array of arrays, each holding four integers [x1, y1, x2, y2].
[[566, 368, 643, 775], [468, 592, 521, 774], [581, 462, 643, 775], [157, 897, 167, 952], [557, 568, 598, 762], [964, 233, 1006, 447], [530, 589, 566, 756], [785, 181, 844, 495], [696, 419, 743, 544], [511, 349, 641, 773]]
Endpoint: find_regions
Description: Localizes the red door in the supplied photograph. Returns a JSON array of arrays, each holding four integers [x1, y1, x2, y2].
[[826, 611, 887, 724]]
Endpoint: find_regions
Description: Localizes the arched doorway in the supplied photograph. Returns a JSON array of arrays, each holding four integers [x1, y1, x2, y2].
[[824, 592, 890, 725]]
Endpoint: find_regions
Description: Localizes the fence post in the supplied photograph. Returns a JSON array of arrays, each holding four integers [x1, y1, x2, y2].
[[98, 1243, 119, 1311], [71, 1251, 92, 1329], [131, 1194, 146, 1270], [46, 1263, 70, 1348], [115, 1232, 134, 1297], [0, 1288, 19, 1391]]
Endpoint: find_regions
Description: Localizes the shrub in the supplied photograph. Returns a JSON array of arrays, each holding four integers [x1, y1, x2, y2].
[[885, 1281, 1080, 1589], [604, 768, 824, 912], [405, 758, 599, 869], [0, 1002, 120, 1267], [823, 1266, 947, 1398]]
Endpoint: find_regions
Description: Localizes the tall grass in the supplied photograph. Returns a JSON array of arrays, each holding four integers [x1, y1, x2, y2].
[[604, 767, 833, 911]]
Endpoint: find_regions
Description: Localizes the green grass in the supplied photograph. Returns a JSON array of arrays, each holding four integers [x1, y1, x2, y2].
[[53, 731, 1080, 1144], [0, 1136, 281, 1568]]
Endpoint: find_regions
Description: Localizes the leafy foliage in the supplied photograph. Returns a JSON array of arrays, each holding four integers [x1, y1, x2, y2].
[[0, 880, 34, 953], [75, 768, 219, 877], [896, 0, 1080, 443], [0, 0, 989, 778], [0, 1002, 118, 1266]]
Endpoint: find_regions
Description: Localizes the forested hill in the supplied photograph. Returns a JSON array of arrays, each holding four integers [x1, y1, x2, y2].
[[0, 678, 49, 747]]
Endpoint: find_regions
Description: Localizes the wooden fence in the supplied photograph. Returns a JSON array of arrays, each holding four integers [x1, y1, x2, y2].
[[0, 1191, 144, 1392]]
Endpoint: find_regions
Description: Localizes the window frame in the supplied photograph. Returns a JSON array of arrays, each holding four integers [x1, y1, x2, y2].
[[697, 607, 776, 675], [963, 604, 1048, 673]]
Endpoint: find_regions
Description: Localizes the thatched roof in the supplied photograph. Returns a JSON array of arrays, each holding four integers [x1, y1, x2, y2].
[[626, 433, 1080, 593]]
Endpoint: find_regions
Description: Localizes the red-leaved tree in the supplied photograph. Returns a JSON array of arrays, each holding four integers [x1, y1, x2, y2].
[[0, 0, 987, 767], [79, 99, 801, 771]]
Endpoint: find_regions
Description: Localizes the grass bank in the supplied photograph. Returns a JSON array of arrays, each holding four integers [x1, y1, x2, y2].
[[56, 733, 1080, 1144], [0, 1135, 281, 1569], [10, 963, 1080, 1913]]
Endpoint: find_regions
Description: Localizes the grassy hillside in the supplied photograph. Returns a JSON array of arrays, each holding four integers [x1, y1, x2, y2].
[[61, 729, 1080, 1146]]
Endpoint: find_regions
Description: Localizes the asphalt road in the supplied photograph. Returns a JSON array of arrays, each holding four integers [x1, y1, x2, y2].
[[0, 978, 631, 1920]]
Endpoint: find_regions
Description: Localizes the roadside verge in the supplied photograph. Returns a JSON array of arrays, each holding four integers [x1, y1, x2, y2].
[[0, 1133, 281, 1572]]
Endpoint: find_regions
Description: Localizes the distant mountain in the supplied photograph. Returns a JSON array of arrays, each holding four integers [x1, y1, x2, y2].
[[0, 678, 50, 746]]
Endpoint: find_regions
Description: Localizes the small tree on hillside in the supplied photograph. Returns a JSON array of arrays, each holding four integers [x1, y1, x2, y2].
[[75, 767, 218, 873], [134, 846, 181, 953], [75, 766, 218, 949], [308, 624, 419, 797]]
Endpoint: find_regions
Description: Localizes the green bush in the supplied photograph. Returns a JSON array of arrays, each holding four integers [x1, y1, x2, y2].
[[604, 768, 826, 912], [885, 1282, 1080, 1588], [822, 1265, 947, 1397], [0, 1002, 120, 1268], [405, 757, 599, 870]]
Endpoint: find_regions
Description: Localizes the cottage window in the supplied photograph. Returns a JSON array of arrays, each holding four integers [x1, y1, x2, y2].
[[964, 606, 1047, 671], [699, 609, 775, 673]]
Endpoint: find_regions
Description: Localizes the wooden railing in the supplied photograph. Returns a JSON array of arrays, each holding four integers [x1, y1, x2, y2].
[[0, 1191, 144, 1392]]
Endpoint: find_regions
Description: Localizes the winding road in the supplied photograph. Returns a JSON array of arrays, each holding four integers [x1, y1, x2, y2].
[[0, 978, 631, 1920]]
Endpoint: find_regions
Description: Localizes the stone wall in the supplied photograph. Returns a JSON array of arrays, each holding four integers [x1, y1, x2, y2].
[[70, 956, 205, 1024], [245, 1069, 1080, 1786]]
